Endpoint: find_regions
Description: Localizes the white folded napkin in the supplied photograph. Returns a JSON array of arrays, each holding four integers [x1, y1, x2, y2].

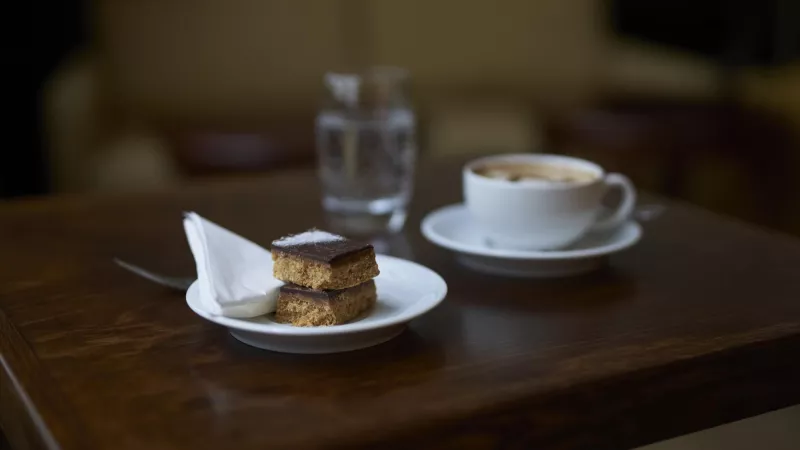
[[183, 212, 283, 318]]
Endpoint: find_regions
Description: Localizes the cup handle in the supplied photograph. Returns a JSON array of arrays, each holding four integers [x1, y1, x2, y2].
[[590, 173, 637, 232]]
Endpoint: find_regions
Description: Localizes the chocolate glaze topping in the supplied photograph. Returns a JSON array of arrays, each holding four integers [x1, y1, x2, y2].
[[279, 280, 375, 299], [271, 229, 372, 263], [279, 284, 334, 300]]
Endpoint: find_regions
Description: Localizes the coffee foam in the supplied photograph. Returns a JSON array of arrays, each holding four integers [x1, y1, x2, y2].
[[473, 162, 597, 184]]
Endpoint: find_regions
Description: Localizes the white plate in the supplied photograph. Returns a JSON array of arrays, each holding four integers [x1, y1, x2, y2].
[[186, 254, 447, 354], [421, 204, 641, 278]]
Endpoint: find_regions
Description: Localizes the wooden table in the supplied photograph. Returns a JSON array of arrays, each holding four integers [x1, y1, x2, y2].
[[2, 160, 800, 450]]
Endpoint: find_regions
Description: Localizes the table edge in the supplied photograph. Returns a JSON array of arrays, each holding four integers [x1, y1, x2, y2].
[[0, 307, 90, 449]]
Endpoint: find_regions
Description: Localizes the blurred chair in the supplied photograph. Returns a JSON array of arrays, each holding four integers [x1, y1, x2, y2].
[[427, 98, 542, 156], [44, 0, 602, 192], [42, 0, 800, 199]]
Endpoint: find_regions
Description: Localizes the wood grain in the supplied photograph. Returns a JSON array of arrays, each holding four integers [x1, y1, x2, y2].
[[0, 309, 89, 449], [1, 159, 800, 449]]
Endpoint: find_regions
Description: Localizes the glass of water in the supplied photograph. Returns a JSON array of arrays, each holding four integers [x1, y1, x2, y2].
[[315, 67, 417, 236]]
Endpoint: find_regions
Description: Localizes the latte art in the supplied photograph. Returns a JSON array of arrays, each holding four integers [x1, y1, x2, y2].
[[473, 162, 598, 184]]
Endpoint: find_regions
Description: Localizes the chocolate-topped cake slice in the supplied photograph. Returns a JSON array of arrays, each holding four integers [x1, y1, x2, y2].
[[275, 280, 376, 327], [271, 229, 379, 290]]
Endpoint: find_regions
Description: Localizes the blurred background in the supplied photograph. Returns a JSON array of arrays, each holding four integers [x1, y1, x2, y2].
[[13, 1, 800, 448], [16, 0, 800, 234]]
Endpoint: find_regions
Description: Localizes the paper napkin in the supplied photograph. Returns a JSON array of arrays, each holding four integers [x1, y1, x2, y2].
[[183, 212, 282, 318]]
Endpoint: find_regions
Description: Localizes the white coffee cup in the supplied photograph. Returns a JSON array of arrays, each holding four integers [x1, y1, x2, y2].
[[464, 154, 636, 250]]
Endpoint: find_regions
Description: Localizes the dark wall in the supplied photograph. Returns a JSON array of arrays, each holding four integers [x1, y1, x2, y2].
[[611, 0, 800, 67], [3, 0, 86, 198]]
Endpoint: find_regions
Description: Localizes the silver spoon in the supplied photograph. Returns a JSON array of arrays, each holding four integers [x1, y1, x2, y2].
[[113, 258, 194, 291]]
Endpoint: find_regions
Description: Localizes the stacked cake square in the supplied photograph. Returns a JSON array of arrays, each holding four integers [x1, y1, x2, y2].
[[271, 229, 379, 326]]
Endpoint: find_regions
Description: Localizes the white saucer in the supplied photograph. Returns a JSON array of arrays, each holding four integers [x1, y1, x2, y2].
[[186, 254, 447, 354], [421, 204, 641, 277]]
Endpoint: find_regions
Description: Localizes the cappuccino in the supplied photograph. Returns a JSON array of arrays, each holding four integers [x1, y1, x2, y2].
[[473, 162, 598, 184], [464, 154, 637, 250]]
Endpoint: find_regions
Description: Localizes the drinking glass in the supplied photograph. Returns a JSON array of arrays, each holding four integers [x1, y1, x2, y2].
[[315, 67, 416, 236]]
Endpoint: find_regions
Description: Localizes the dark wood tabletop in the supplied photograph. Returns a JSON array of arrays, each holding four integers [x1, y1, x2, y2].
[[2, 159, 800, 450]]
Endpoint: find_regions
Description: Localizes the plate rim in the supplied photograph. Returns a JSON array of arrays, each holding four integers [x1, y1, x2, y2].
[[421, 203, 642, 260], [186, 254, 448, 336]]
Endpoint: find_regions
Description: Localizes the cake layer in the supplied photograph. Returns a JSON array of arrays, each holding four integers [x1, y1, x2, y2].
[[275, 280, 377, 327], [271, 229, 379, 290]]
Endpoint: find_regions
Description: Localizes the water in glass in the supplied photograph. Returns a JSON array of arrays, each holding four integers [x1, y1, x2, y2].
[[316, 68, 416, 235]]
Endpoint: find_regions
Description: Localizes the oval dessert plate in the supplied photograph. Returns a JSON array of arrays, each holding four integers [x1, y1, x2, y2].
[[186, 254, 447, 354]]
